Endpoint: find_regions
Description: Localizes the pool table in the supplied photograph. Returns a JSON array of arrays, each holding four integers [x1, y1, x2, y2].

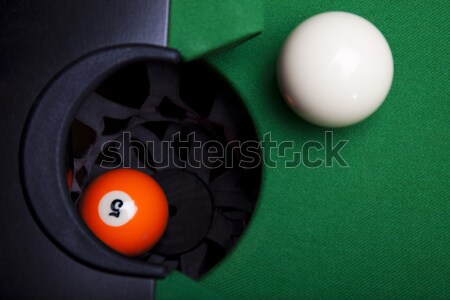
[[157, 1, 450, 299], [0, 1, 448, 299]]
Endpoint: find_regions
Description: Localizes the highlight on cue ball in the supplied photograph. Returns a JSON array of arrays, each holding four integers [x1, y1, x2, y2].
[[78, 168, 169, 257], [278, 11, 394, 128]]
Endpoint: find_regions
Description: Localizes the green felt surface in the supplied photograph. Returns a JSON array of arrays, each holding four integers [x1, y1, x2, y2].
[[169, 0, 263, 60], [156, 272, 226, 300], [162, 1, 450, 299]]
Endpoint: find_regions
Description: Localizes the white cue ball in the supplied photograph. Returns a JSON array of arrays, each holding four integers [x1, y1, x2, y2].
[[278, 12, 394, 127]]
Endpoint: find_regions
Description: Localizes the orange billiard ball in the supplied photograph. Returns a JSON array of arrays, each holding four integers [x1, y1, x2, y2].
[[78, 168, 168, 256]]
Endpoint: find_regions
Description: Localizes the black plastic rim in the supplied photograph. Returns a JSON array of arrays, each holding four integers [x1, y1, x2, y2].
[[20, 44, 180, 278]]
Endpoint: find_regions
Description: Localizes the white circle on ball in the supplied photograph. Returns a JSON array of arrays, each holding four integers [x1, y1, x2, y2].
[[98, 191, 138, 227], [278, 11, 394, 127]]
